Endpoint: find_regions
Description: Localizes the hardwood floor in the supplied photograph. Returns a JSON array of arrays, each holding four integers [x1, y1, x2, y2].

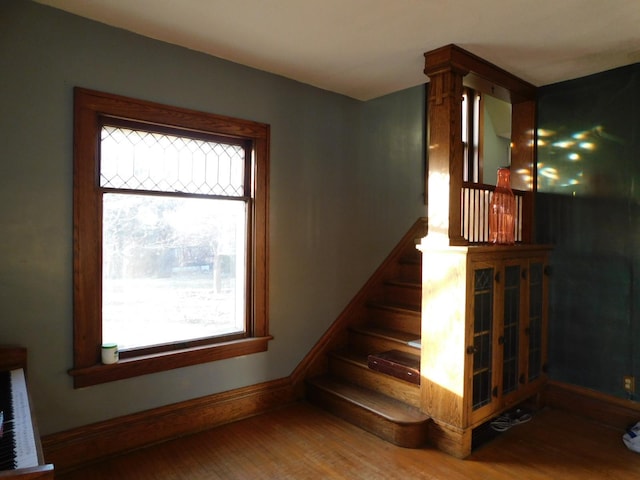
[[56, 401, 640, 479]]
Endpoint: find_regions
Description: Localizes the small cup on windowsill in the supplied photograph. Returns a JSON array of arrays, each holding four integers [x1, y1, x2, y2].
[[101, 343, 119, 365]]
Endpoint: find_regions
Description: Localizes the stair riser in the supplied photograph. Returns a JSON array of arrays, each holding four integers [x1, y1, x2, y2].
[[397, 262, 421, 283], [367, 308, 421, 336], [328, 356, 420, 408], [348, 331, 419, 357], [382, 283, 421, 307], [306, 384, 429, 448]]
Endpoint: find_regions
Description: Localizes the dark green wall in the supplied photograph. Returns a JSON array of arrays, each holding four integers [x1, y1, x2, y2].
[[0, 0, 426, 434], [536, 63, 640, 399]]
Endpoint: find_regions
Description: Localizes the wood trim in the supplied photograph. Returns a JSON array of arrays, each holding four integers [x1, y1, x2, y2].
[[42, 377, 297, 474], [72, 87, 271, 386], [290, 218, 428, 388], [252, 132, 270, 338], [511, 100, 536, 243], [510, 100, 536, 190], [75, 88, 270, 140], [542, 380, 640, 429], [424, 44, 536, 103], [423, 44, 537, 246], [427, 419, 471, 459], [426, 67, 466, 245], [68, 336, 272, 388]]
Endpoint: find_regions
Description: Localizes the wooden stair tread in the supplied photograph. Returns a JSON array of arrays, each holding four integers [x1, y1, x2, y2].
[[384, 278, 420, 288], [328, 349, 368, 367], [349, 325, 421, 346], [367, 301, 420, 314], [308, 375, 429, 425], [330, 348, 421, 371]]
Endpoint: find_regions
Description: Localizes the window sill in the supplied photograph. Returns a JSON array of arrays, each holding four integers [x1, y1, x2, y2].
[[68, 336, 272, 388]]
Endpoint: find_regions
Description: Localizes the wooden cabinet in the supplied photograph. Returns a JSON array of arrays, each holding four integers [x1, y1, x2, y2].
[[467, 252, 549, 425], [418, 243, 551, 457]]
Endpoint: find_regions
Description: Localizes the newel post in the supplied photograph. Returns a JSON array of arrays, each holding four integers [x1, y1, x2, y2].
[[423, 47, 468, 246]]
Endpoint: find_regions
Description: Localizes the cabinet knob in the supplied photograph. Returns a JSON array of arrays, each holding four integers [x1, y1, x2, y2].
[[466, 345, 477, 354], [519, 373, 526, 384], [521, 268, 527, 279], [498, 336, 505, 345], [495, 271, 501, 283], [492, 386, 498, 397]]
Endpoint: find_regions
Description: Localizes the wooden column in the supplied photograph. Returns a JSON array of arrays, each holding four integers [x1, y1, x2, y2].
[[424, 52, 468, 246], [511, 99, 537, 243]]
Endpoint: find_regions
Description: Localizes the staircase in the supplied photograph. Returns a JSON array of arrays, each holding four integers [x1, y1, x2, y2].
[[305, 219, 430, 448]]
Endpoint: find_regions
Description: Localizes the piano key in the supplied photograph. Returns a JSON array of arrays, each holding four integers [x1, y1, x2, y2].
[[0, 347, 55, 478], [9, 369, 39, 469]]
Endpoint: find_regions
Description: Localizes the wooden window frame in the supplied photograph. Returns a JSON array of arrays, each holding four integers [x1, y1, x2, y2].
[[70, 88, 271, 388]]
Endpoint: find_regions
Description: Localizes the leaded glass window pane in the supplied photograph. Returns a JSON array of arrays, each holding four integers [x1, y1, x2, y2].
[[502, 265, 521, 394], [472, 267, 494, 410], [100, 125, 246, 197]]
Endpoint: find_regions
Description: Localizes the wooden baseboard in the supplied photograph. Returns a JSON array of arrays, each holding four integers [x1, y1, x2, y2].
[[542, 380, 640, 430], [42, 377, 298, 474], [427, 419, 471, 459]]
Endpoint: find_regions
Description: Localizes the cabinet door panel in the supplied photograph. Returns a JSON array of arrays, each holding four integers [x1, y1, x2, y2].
[[471, 266, 494, 410], [502, 264, 521, 395]]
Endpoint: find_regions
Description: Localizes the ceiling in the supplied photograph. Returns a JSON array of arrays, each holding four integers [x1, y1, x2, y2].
[[35, 0, 640, 100]]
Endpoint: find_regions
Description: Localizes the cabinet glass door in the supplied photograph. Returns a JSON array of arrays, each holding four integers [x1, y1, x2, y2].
[[472, 267, 494, 410], [502, 264, 521, 395]]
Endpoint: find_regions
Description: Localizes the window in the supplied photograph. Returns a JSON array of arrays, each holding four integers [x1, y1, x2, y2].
[[462, 87, 481, 184], [71, 88, 270, 388]]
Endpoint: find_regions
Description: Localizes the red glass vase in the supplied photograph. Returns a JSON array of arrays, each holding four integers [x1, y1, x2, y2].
[[489, 167, 515, 245]]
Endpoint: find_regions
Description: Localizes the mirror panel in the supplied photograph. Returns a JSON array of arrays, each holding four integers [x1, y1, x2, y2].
[[483, 94, 512, 185]]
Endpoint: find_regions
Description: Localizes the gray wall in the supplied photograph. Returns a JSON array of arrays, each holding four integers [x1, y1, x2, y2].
[[0, 1, 425, 434]]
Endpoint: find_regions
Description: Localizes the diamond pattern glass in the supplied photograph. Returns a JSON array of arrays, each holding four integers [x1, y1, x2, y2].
[[100, 126, 245, 197]]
